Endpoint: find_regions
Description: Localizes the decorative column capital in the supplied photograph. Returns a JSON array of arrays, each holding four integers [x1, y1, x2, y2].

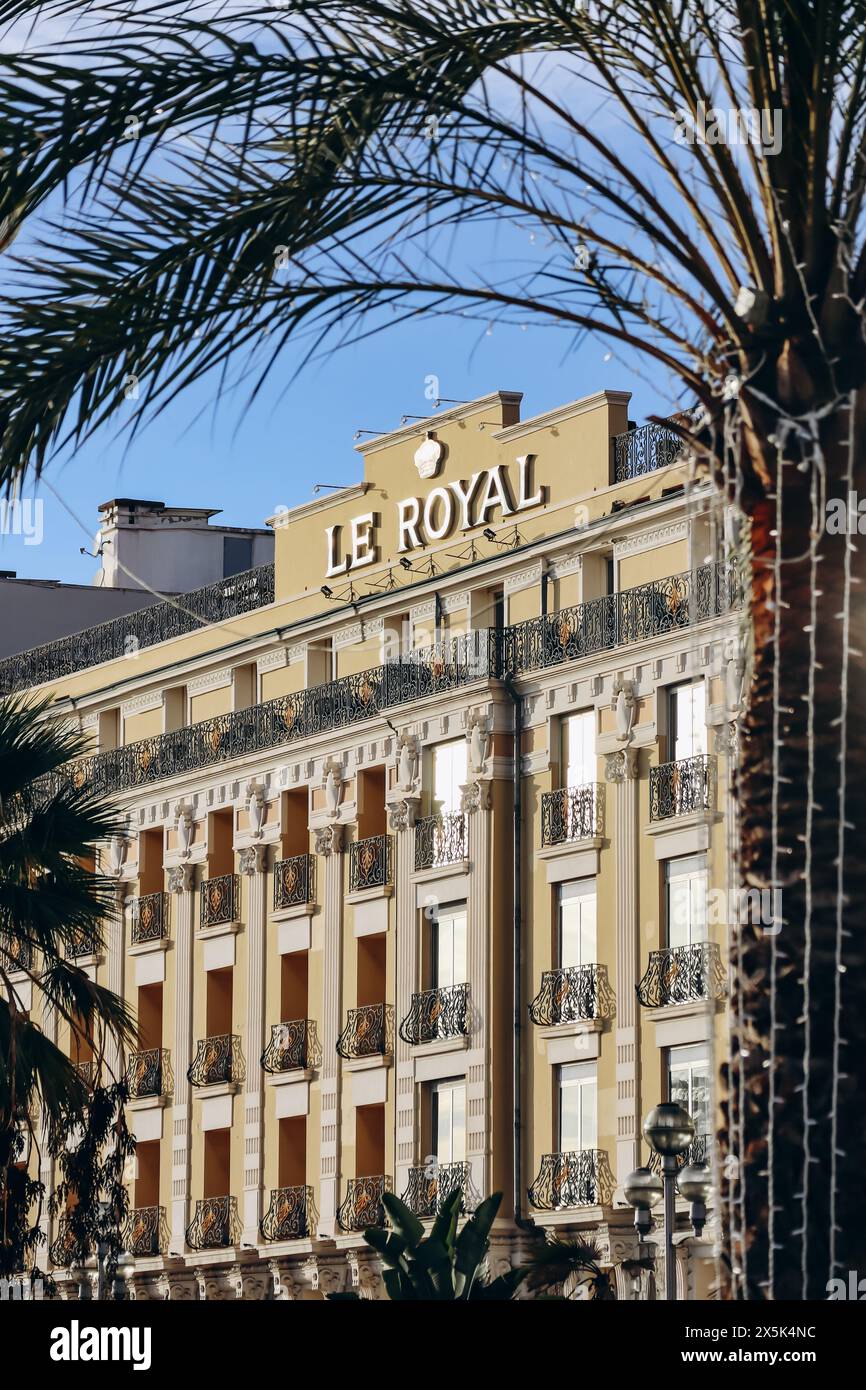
[[604, 747, 639, 783], [460, 778, 492, 813], [387, 795, 419, 831], [314, 823, 345, 856], [239, 843, 267, 875], [168, 863, 196, 893]]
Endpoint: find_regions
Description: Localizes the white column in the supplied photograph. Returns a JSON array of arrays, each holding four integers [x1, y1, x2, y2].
[[605, 747, 640, 1184], [315, 824, 344, 1236], [240, 844, 268, 1246], [391, 797, 419, 1199], [463, 779, 492, 1201], [169, 863, 196, 1253], [106, 882, 128, 1080]]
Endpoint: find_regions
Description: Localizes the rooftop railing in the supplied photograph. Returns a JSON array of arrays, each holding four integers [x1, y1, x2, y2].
[[0, 563, 275, 696], [43, 563, 739, 800], [613, 421, 686, 482]]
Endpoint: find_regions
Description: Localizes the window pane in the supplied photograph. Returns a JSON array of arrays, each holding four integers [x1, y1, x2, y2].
[[559, 882, 597, 967], [666, 857, 708, 947], [671, 682, 707, 760], [433, 740, 468, 815], [563, 711, 595, 786], [433, 907, 467, 987], [433, 1080, 466, 1163]]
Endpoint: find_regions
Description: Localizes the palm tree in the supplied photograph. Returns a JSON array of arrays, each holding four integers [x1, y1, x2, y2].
[[0, 0, 864, 1297], [0, 696, 135, 1272]]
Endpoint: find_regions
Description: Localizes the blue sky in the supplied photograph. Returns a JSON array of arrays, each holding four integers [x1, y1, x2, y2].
[[1, 306, 670, 587]]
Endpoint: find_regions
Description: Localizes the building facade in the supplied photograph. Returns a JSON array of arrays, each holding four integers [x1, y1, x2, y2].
[[4, 388, 743, 1300]]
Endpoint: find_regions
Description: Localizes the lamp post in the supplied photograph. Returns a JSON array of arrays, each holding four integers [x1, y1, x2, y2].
[[624, 1102, 712, 1301]]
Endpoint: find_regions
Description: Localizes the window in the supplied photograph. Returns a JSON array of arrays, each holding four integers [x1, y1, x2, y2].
[[562, 711, 595, 786], [432, 904, 467, 988], [669, 681, 707, 760], [223, 534, 253, 577], [432, 739, 468, 816], [431, 1079, 466, 1164], [558, 880, 597, 969], [666, 854, 708, 948], [667, 1045, 711, 1138], [558, 1063, 597, 1152]]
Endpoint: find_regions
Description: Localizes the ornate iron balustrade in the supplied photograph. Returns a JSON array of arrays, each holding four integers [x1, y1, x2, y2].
[[637, 942, 727, 1008], [337, 1176, 390, 1232], [187, 1034, 244, 1087], [650, 754, 715, 821], [273, 853, 314, 910], [528, 964, 615, 1026], [68, 927, 99, 959], [414, 812, 467, 870], [41, 567, 738, 799], [499, 561, 739, 676], [127, 1047, 171, 1099], [0, 932, 33, 972], [130, 891, 169, 944], [260, 1185, 314, 1241], [336, 1003, 392, 1060], [527, 1149, 616, 1211], [200, 873, 238, 928], [613, 421, 686, 481], [648, 1132, 712, 1174], [0, 563, 275, 696], [349, 834, 392, 892], [186, 1195, 240, 1250], [541, 783, 604, 846], [125, 1205, 166, 1257], [49, 1217, 87, 1268], [401, 1162, 476, 1218], [399, 983, 469, 1045], [75, 1059, 95, 1087], [261, 1019, 311, 1073]]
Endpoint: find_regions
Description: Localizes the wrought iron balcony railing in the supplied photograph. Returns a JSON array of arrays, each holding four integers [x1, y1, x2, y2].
[[68, 927, 99, 959], [527, 1148, 616, 1211], [40, 565, 737, 800], [260, 1185, 315, 1241], [0, 563, 275, 696], [131, 891, 170, 945], [125, 1205, 166, 1257], [127, 1047, 172, 1099], [0, 932, 33, 972], [613, 420, 686, 482], [74, 1059, 95, 1088], [401, 1162, 476, 1218], [648, 1132, 713, 1174], [273, 853, 314, 910], [261, 1019, 312, 1073], [499, 561, 739, 676], [186, 1195, 240, 1251], [349, 834, 392, 892], [200, 873, 238, 928], [540, 783, 604, 846], [528, 964, 615, 1027], [187, 1034, 244, 1087], [337, 1176, 390, 1232], [650, 754, 715, 821], [414, 812, 467, 870], [336, 1003, 392, 1060], [49, 1217, 87, 1268], [637, 941, 726, 1008], [398, 983, 469, 1045]]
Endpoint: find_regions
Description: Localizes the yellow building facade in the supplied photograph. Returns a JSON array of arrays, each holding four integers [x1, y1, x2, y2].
[[5, 387, 742, 1299]]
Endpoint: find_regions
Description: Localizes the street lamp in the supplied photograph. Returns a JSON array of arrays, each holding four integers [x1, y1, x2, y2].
[[624, 1102, 706, 1301]]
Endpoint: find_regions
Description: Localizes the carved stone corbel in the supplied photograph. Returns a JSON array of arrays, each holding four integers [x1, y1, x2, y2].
[[239, 843, 267, 876], [604, 747, 639, 783], [387, 795, 420, 832], [460, 779, 492, 814], [168, 862, 195, 894], [314, 823, 345, 857]]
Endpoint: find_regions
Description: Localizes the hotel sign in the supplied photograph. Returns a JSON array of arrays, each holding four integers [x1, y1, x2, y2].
[[325, 455, 545, 578]]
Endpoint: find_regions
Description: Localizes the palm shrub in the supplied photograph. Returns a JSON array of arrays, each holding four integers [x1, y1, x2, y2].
[[0, 696, 136, 1273], [328, 1189, 526, 1300]]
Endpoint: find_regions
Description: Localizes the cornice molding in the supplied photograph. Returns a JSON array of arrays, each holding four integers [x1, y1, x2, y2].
[[613, 521, 688, 559], [187, 666, 233, 697], [120, 689, 164, 719]]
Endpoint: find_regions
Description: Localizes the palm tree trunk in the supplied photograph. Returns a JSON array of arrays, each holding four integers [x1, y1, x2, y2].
[[724, 390, 866, 1299]]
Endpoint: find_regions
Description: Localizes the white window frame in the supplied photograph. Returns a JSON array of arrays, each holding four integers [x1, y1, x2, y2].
[[557, 1062, 598, 1154], [431, 1078, 467, 1165], [665, 854, 708, 949], [557, 879, 597, 970]]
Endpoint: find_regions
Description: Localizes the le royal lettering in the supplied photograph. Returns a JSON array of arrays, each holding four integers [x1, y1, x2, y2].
[[325, 455, 545, 578]]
